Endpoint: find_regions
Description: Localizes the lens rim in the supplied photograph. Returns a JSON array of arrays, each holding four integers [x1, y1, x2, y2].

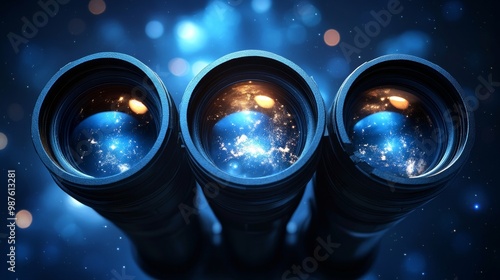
[[330, 54, 474, 186], [180, 50, 325, 188], [32, 52, 172, 187]]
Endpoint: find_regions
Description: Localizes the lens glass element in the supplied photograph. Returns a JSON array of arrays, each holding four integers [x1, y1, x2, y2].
[[204, 80, 301, 178], [67, 85, 157, 177], [347, 87, 440, 178]]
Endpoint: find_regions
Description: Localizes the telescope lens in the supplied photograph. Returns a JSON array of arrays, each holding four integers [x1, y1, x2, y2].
[[66, 85, 157, 177], [347, 86, 441, 178], [205, 80, 301, 178]]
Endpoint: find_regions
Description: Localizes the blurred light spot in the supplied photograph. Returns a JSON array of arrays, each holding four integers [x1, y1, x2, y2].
[[8, 103, 24, 121], [88, 0, 106, 15], [212, 222, 222, 234], [0, 132, 7, 150], [176, 21, 206, 53], [377, 30, 431, 57], [287, 221, 297, 234], [192, 60, 210, 76], [327, 57, 350, 79], [129, 99, 148, 114], [324, 29, 340, 46], [16, 210, 33, 229], [287, 24, 306, 44], [297, 2, 321, 27], [403, 252, 426, 273], [169, 58, 190, 76], [474, 203, 480, 210], [442, 1, 464, 21], [100, 20, 125, 42], [145, 20, 164, 39], [68, 18, 86, 35], [252, 0, 272, 13]]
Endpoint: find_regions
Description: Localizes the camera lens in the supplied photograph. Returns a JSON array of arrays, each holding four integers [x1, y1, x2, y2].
[[180, 50, 325, 266], [64, 85, 157, 177], [312, 54, 474, 277], [204, 80, 301, 178], [347, 86, 441, 178], [32, 52, 201, 277]]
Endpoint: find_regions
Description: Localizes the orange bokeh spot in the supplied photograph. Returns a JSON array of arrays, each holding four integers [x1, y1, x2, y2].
[[89, 0, 106, 15], [324, 29, 341, 47]]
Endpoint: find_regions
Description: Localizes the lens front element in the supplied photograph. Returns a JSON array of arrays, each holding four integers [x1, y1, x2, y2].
[[67, 85, 157, 177], [205, 80, 301, 178], [347, 86, 440, 178]]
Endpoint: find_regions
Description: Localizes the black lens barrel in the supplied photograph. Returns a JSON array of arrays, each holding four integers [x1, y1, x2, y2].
[[312, 54, 474, 277], [32, 52, 474, 278], [180, 50, 325, 266], [32, 52, 200, 278]]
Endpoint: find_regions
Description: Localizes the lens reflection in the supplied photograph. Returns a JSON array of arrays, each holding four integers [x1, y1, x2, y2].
[[67, 85, 157, 177], [205, 80, 301, 178], [348, 87, 439, 177]]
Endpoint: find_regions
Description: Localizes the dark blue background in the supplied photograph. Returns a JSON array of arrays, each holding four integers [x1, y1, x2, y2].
[[1, 0, 498, 279]]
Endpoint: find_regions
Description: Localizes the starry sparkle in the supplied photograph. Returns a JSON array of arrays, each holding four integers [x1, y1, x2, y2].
[[205, 80, 301, 178], [348, 87, 439, 177]]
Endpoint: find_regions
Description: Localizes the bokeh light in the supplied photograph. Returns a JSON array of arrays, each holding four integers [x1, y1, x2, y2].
[[377, 30, 431, 57], [176, 20, 206, 53], [99, 20, 126, 42], [88, 0, 106, 15], [297, 2, 321, 27], [0, 132, 8, 150], [324, 29, 340, 47], [252, 0, 272, 13], [169, 57, 190, 76], [16, 210, 33, 229], [145, 20, 164, 39]]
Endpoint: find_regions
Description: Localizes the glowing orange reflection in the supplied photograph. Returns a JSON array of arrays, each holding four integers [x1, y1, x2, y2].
[[388, 96, 410, 110], [16, 210, 33, 229], [254, 95, 275, 109], [129, 99, 148, 114]]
